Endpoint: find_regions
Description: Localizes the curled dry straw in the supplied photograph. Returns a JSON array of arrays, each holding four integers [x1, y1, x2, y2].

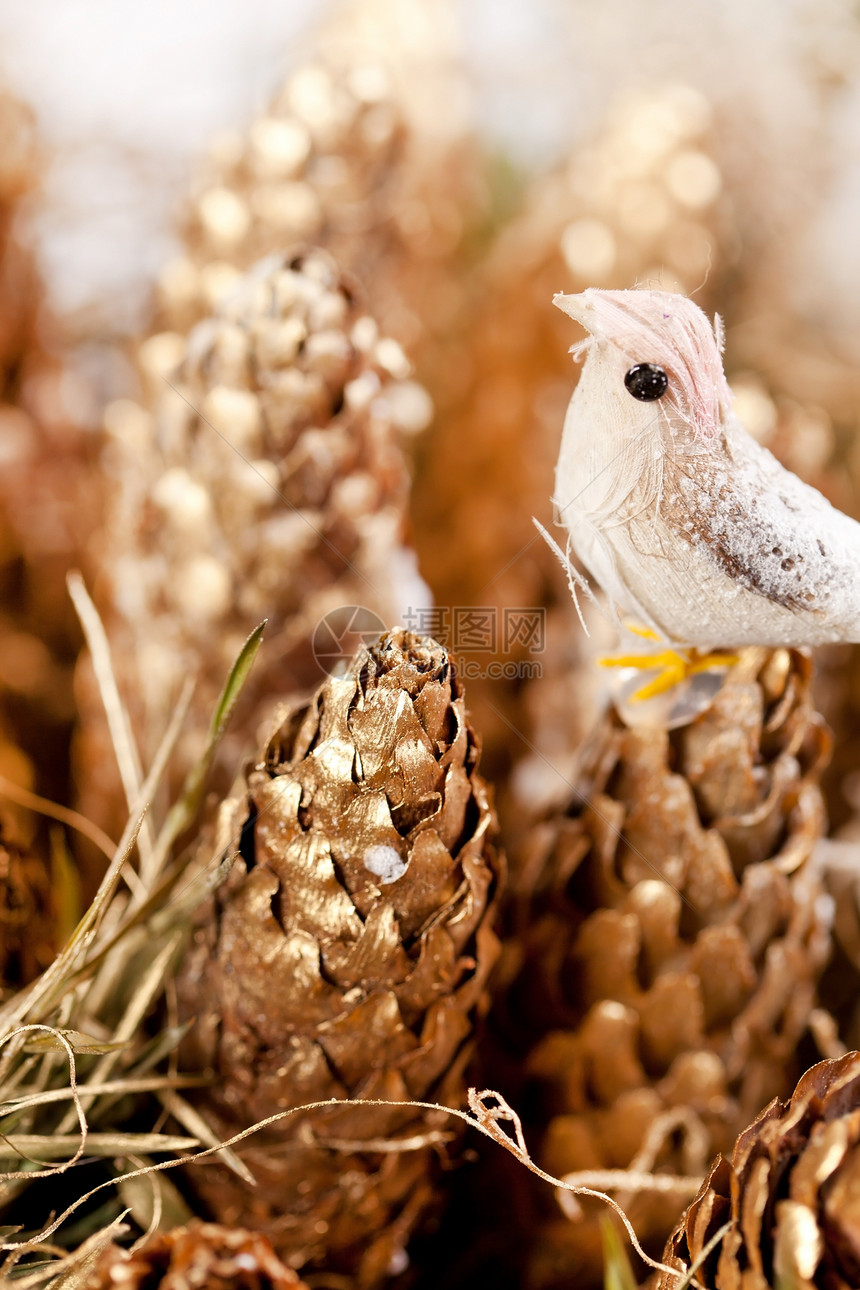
[[0, 1071, 697, 1285]]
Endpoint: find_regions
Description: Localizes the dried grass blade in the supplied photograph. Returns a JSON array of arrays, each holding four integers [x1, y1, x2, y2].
[[0, 1055, 40, 1103], [158, 1089, 255, 1185], [135, 852, 233, 941], [119, 1167, 192, 1240], [11, 676, 195, 1031], [0, 1132, 198, 1161], [1, 1075, 203, 1115], [0, 1029, 85, 1181], [7, 1211, 129, 1289], [18, 1032, 129, 1057], [55, 936, 182, 1135], [53, 851, 228, 1009], [66, 571, 155, 872], [0, 776, 115, 863], [124, 1023, 192, 1077], [0, 807, 145, 1038]]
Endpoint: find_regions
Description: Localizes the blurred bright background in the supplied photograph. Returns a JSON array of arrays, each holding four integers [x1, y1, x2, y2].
[[1, 0, 859, 341]]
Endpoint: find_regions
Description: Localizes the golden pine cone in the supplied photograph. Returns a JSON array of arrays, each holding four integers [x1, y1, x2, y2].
[[79, 247, 423, 829], [89, 1222, 309, 1289], [176, 629, 502, 1286], [502, 649, 832, 1288], [0, 821, 55, 989], [659, 1051, 860, 1289]]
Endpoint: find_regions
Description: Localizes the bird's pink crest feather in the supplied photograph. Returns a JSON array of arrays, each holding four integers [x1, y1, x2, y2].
[[573, 288, 732, 440]]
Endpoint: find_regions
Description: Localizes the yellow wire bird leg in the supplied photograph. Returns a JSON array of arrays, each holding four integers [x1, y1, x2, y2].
[[623, 623, 662, 642], [599, 644, 739, 701]]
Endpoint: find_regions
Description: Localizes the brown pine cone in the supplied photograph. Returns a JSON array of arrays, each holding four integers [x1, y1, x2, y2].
[[500, 648, 831, 1288], [659, 1051, 860, 1289], [79, 248, 422, 830], [0, 821, 55, 989], [89, 1222, 309, 1289], [176, 630, 502, 1287]]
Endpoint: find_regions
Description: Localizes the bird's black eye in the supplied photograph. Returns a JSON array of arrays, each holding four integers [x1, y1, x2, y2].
[[624, 363, 668, 402]]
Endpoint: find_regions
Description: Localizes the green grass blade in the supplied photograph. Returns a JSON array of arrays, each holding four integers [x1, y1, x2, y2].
[[49, 832, 82, 949], [601, 1215, 638, 1290], [157, 619, 266, 853]]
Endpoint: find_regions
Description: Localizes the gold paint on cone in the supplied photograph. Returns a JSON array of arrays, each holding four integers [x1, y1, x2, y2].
[[177, 630, 502, 1286]]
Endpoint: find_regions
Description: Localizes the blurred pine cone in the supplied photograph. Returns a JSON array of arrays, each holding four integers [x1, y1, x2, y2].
[[659, 1051, 860, 1289], [0, 820, 55, 989], [0, 88, 93, 866], [724, 330, 860, 835], [498, 649, 831, 1288], [79, 0, 483, 837], [79, 248, 424, 829], [807, 837, 860, 1056], [176, 629, 502, 1287], [155, 0, 481, 364], [90, 1222, 309, 1289], [0, 92, 40, 381]]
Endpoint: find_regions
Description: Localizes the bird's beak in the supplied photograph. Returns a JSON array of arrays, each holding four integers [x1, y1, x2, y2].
[[553, 292, 596, 333]]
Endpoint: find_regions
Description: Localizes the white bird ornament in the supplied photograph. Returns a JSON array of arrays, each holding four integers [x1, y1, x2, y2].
[[548, 288, 860, 698]]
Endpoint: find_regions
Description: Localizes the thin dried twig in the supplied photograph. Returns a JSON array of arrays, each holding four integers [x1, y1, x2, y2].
[[0, 777, 115, 862], [0, 1087, 692, 1283]]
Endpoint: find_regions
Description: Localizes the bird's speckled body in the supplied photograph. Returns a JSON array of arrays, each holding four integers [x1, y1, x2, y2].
[[552, 288, 860, 648]]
